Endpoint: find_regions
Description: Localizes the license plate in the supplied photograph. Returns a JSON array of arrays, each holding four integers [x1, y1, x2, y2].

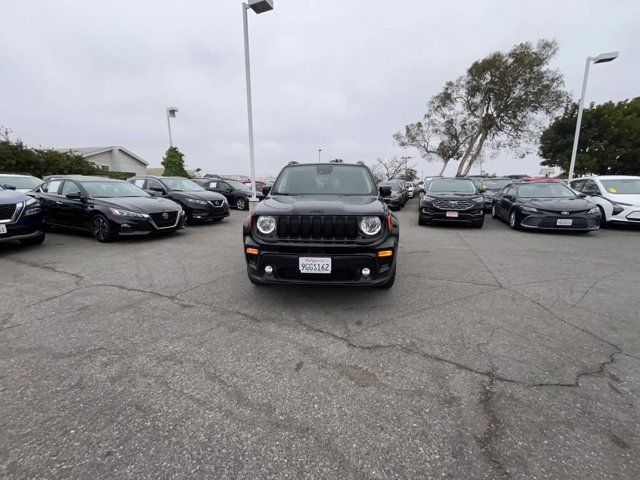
[[446, 211, 459, 218], [299, 257, 331, 274], [556, 219, 573, 226], [0, 224, 6, 235]]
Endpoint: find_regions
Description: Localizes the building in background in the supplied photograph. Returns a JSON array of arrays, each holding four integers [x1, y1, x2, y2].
[[56, 146, 148, 175]]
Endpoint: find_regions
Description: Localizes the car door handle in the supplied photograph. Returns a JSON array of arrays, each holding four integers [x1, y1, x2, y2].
[[56, 201, 63, 205]]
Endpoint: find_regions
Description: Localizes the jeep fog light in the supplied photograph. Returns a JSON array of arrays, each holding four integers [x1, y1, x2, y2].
[[264, 265, 274, 274], [361, 268, 371, 276]]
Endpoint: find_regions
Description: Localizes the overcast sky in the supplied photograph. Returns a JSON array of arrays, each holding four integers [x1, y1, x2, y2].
[[1, 0, 638, 178]]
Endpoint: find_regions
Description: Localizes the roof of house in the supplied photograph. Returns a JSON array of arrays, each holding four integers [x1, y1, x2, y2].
[[55, 146, 149, 166]]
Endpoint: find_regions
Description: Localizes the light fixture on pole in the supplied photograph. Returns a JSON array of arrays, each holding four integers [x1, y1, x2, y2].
[[567, 51, 619, 180], [242, 0, 274, 210], [166, 107, 179, 147], [318, 148, 322, 163]]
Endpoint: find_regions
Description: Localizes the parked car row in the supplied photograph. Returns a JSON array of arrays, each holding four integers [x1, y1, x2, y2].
[[417, 175, 640, 233], [0, 174, 232, 245]]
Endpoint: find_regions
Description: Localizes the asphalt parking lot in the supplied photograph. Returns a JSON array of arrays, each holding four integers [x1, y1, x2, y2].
[[1, 200, 639, 479]]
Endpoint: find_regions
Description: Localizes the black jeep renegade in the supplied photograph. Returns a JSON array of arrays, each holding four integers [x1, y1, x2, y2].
[[243, 163, 399, 288]]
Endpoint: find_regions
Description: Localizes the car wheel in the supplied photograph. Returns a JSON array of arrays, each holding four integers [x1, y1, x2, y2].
[[236, 197, 247, 210], [597, 206, 607, 227], [472, 217, 484, 228], [509, 210, 521, 230], [92, 214, 116, 242], [376, 266, 396, 289], [20, 233, 46, 246], [491, 204, 499, 219]]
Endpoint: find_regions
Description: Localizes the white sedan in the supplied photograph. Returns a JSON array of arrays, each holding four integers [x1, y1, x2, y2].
[[569, 176, 640, 225]]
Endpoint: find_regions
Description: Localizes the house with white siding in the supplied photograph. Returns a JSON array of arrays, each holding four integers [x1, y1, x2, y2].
[[55, 146, 149, 175]]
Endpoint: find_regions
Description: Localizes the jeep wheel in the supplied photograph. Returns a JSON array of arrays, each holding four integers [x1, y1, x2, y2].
[[376, 266, 396, 289]]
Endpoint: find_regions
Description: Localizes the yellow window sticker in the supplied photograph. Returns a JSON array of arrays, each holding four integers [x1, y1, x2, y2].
[[609, 188, 617, 193]]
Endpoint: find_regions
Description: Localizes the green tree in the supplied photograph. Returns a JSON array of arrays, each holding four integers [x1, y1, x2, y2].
[[0, 136, 129, 179], [162, 146, 189, 177], [396, 39, 568, 176], [540, 98, 640, 176]]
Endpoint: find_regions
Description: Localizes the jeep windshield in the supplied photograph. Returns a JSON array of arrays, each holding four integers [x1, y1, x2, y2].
[[272, 164, 377, 195]]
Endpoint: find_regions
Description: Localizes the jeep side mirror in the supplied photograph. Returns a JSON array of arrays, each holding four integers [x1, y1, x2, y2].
[[379, 186, 392, 197], [262, 185, 272, 196], [3, 183, 16, 190]]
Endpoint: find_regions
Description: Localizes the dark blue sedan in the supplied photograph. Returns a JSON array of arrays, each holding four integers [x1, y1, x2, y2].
[[0, 184, 45, 245]]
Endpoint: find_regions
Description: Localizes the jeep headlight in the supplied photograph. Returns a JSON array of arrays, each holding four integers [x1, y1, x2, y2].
[[359, 216, 382, 236], [256, 215, 276, 235]]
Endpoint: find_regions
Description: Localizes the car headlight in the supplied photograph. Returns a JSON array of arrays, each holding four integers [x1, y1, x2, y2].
[[24, 207, 41, 216], [359, 216, 382, 236], [473, 196, 484, 204], [587, 207, 599, 214], [109, 208, 146, 218], [24, 197, 38, 206], [256, 215, 276, 235], [185, 197, 208, 205], [421, 196, 434, 205], [522, 206, 538, 213]]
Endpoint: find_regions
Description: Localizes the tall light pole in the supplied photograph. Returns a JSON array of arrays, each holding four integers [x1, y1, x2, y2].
[[166, 107, 179, 147], [567, 51, 619, 180], [242, 0, 273, 209], [318, 148, 322, 163]]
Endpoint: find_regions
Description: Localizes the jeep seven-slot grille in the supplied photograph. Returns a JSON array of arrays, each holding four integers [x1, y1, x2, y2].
[[0, 204, 17, 221], [433, 200, 474, 210], [276, 216, 359, 241]]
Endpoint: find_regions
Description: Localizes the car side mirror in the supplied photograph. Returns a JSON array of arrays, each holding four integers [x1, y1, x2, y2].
[[262, 185, 272, 196], [577, 193, 587, 198], [478, 188, 486, 194], [149, 186, 166, 195], [3, 183, 16, 190], [66, 192, 85, 201], [379, 186, 392, 197]]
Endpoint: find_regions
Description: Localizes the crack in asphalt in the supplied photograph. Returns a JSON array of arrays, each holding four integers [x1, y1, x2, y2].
[[1, 256, 85, 282], [477, 374, 512, 479]]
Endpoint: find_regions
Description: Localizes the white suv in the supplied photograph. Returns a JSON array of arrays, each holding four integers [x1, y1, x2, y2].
[[569, 176, 640, 225]]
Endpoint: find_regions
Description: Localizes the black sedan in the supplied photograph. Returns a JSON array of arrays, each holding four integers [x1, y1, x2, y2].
[[492, 181, 600, 232], [193, 178, 263, 210], [419, 178, 485, 228], [128, 176, 229, 222], [475, 177, 513, 212], [33, 176, 186, 242]]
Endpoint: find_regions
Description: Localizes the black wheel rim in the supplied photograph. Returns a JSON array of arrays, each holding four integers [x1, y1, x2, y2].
[[93, 217, 108, 240]]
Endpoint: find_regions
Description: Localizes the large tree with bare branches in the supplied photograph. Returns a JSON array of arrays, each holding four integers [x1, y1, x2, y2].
[[396, 39, 569, 176]]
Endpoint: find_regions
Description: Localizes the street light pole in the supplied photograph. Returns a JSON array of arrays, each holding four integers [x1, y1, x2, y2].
[[318, 148, 322, 163], [567, 51, 619, 180], [242, 0, 274, 210], [166, 107, 179, 147]]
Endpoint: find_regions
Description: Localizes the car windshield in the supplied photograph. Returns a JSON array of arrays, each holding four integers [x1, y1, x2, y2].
[[480, 179, 512, 190], [81, 181, 150, 198], [227, 180, 251, 190], [427, 179, 477, 193], [163, 178, 205, 191], [273, 165, 376, 195], [600, 179, 640, 195], [379, 181, 400, 192], [518, 182, 576, 198], [0, 175, 42, 190]]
